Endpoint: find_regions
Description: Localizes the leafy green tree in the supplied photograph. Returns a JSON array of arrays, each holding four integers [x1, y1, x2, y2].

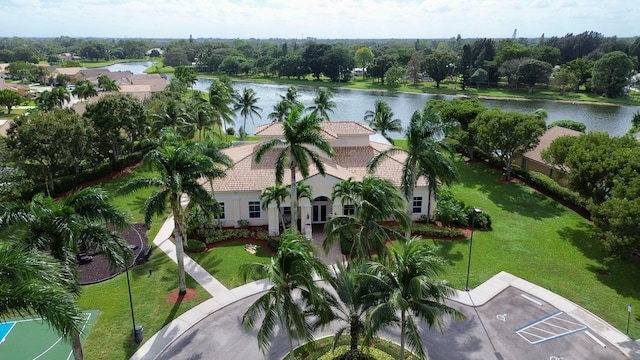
[[233, 87, 262, 139], [241, 230, 333, 360], [530, 44, 561, 66], [85, 93, 147, 169], [517, 59, 553, 93], [470, 68, 488, 89], [0, 88, 23, 114], [118, 141, 225, 294], [427, 98, 487, 160], [97, 74, 119, 92], [369, 107, 458, 234], [6, 109, 93, 194], [363, 99, 402, 144], [471, 108, 546, 181], [354, 47, 375, 80], [368, 238, 464, 360], [591, 51, 635, 97], [369, 54, 397, 84], [322, 45, 355, 82], [0, 188, 132, 359], [385, 66, 404, 88], [423, 51, 457, 88], [566, 58, 594, 90], [406, 51, 425, 86], [307, 87, 336, 121], [324, 177, 409, 263], [0, 247, 83, 349], [37, 86, 70, 111], [551, 66, 579, 93], [302, 42, 332, 80], [255, 107, 334, 232], [547, 120, 586, 133]]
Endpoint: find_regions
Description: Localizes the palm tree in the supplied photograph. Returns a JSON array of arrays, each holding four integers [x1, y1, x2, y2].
[[368, 107, 458, 237], [324, 177, 409, 263], [233, 87, 262, 140], [368, 238, 464, 360], [0, 246, 84, 346], [97, 74, 120, 92], [208, 80, 237, 138], [307, 87, 336, 121], [0, 188, 132, 360], [189, 92, 218, 141], [37, 86, 71, 110], [241, 230, 333, 360], [268, 98, 293, 122], [321, 260, 382, 360], [255, 107, 334, 232], [282, 85, 301, 105], [150, 99, 195, 139], [72, 80, 98, 101], [118, 142, 225, 294], [364, 100, 403, 144], [533, 108, 548, 121], [260, 183, 290, 230]]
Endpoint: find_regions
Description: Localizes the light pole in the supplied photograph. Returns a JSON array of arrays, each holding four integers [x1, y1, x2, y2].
[[125, 248, 142, 343], [465, 208, 482, 291]]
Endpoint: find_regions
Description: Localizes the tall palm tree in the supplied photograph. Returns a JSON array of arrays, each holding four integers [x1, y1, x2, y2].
[[208, 80, 237, 138], [307, 87, 336, 121], [282, 85, 302, 105], [368, 107, 458, 237], [268, 98, 293, 122], [320, 260, 382, 360], [150, 99, 195, 139], [364, 100, 403, 144], [97, 74, 120, 92], [51, 86, 71, 108], [255, 107, 334, 232], [189, 92, 218, 141], [241, 230, 333, 360], [368, 238, 464, 360], [118, 142, 225, 294], [324, 177, 409, 263], [0, 188, 132, 360], [72, 80, 98, 101], [233, 87, 262, 140], [0, 246, 84, 345]]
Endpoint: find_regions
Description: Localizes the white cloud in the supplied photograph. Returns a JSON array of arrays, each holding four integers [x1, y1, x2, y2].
[[1, 0, 637, 38]]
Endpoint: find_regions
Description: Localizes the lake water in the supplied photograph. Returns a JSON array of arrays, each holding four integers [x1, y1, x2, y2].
[[103, 62, 638, 137]]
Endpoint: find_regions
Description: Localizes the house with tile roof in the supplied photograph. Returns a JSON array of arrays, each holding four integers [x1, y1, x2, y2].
[[515, 126, 583, 184], [205, 121, 433, 236]]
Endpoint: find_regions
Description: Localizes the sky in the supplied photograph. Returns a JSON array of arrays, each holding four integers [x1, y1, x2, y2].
[[2, 0, 637, 40]]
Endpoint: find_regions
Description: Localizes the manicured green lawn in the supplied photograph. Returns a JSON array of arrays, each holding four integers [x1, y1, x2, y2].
[[78, 165, 212, 359], [433, 159, 640, 338], [189, 243, 272, 288]]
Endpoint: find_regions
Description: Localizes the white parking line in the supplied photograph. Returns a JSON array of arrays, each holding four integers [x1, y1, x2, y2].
[[516, 311, 587, 345]]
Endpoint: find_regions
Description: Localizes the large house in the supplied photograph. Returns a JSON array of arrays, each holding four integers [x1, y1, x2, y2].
[[204, 121, 433, 236]]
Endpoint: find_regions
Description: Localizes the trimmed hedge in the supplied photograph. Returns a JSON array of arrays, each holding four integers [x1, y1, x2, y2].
[[412, 223, 465, 238], [184, 239, 206, 252]]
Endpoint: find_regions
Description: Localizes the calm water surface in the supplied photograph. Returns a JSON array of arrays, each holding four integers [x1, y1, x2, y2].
[[102, 62, 637, 137]]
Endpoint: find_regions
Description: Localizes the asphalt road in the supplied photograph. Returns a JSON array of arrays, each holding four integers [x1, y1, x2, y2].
[[156, 286, 627, 360]]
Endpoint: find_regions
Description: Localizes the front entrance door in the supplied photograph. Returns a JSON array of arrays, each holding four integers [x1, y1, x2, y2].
[[312, 204, 327, 223]]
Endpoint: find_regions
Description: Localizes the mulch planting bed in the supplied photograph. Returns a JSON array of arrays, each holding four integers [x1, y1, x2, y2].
[[78, 223, 148, 285]]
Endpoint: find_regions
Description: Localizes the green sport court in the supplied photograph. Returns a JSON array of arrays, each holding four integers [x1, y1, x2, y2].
[[0, 310, 98, 360]]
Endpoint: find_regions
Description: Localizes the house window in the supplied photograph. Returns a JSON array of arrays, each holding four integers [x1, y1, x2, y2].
[[343, 204, 355, 216], [249, 201, 261, 218], [283, 207, 291, 216], [218, 202, 225, 219], [412, 197, 423, 214]]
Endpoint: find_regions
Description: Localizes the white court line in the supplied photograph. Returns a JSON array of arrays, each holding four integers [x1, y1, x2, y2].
[[66, 312, 94, 360], [521, 294, 543, 306], [585, 331, 607, 348]]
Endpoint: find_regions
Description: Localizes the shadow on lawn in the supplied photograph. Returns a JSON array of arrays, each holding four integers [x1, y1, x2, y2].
[[432, 239, 465, 262], [457, 162, 565, 220], [559, 224, 640, 300]]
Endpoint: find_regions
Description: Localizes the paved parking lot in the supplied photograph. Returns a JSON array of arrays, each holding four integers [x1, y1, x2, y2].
[[156, 286, 627, 360]]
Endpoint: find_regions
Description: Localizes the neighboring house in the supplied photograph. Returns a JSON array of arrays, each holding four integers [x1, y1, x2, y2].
[[515, 126, 583, 184], [204, 121, 433, 236], [51, 67, 83, 79]]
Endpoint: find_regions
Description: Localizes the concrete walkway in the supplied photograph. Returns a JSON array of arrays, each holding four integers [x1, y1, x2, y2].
[[131, 216, 640, 360]]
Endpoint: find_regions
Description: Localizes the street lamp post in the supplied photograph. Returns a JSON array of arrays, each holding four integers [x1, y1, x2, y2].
[[465, 208, 482, 291], [125, 267, 139, 342]]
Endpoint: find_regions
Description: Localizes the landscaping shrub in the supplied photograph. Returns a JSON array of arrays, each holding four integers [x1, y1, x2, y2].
[[318, 346, 393, 360], [412, 223, 465, 238], [203, 229, 252, 244], [237, 219, 250, 229], [184, 239, 205, 253], [434, 188, 492, 229]]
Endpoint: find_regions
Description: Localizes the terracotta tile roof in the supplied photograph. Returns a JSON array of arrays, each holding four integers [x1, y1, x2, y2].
[[53, 67, 83, 76], [204, 140, 426, 193], [524, 126, 583, 164], [254, 121, 374, 139]]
